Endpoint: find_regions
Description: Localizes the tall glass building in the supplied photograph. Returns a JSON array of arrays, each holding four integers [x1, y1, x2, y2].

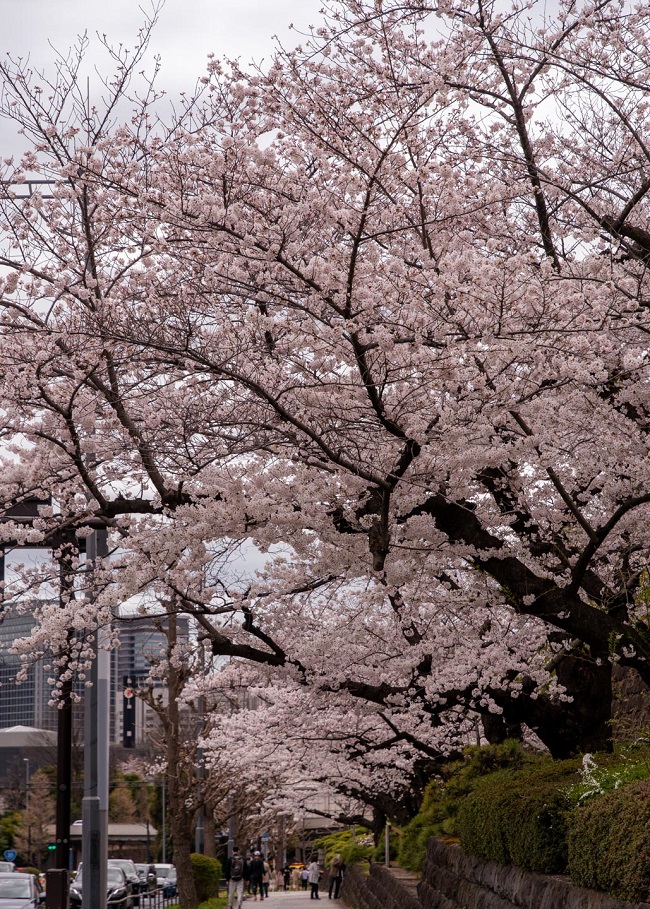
[[0, 608, 189, 746], [0, 608, 58, 731]]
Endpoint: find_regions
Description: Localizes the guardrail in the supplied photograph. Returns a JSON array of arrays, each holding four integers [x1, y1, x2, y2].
[[103, 886, 176, 909], [136, 886, 176, 909]]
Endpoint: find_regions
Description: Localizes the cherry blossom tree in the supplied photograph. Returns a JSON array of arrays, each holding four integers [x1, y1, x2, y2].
[[0, 0, 649, 816], [112, 0, 648, 756]]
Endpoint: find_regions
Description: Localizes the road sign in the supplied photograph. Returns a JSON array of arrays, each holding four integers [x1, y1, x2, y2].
[[3, 850, 16, 862]]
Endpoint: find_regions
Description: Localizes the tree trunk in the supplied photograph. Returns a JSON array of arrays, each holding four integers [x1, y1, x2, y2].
[[370, 807, 386, 847], [164, 616, 199, 909], [204, 801, 216, 858], [167, 775, 197, 909], [497, 651, 613, 758]]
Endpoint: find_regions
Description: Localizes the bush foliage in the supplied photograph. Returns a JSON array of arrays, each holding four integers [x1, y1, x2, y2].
[[568, 779, 650, 902], [398, 740, 531, 871], [397, 739, 650, 902], [190, 854, 222, 902], [315, 827, 374, 866], [456, 760, 580, 873]]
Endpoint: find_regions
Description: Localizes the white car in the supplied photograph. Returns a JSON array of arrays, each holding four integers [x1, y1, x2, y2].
[[153, 866, 177, 897]]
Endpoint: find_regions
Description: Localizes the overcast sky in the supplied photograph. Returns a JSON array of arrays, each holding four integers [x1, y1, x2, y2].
[[1, 0, 325, 154], [3, 0, 324, 77]]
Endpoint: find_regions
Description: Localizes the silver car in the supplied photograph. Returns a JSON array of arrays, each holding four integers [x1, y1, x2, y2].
[[0, 873, 42, 909]]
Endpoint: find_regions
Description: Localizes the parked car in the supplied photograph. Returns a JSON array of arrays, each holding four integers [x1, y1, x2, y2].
[[135, 866, 157, 893], [153, 865, 177, 897], [70, 866, 132, 909], [0, 867, 15, 875], [0, 872, 43, 909], [134, 865, 148, 889], [107, 860, 142, 902]]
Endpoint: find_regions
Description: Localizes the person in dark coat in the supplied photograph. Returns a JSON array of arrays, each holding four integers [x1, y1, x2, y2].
[[248, 850, 265, 902]]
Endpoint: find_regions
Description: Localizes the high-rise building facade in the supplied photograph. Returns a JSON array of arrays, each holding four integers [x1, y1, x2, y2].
[[0, 609, 58, 732], [0, 608, 189, 747]]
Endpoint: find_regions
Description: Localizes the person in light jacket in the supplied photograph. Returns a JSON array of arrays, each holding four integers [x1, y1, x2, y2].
[[308, 855, 321, 900]]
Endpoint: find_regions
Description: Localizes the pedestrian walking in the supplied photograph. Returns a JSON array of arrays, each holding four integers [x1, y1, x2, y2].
[[224, 846, 248, 909], [300, 866, 309, 890], [328, 854, 344, 900], [308, 854, 321, 900], [262, 858, 271, 898], [249, 850, 265, 902]]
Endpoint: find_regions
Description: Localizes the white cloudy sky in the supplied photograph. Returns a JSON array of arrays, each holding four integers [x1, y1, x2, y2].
[[0, 0, 325, 154], [2, 0, 323, 77]]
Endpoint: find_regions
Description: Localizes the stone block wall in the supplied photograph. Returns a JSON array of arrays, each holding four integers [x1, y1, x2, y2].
[[418, 838, 650, 909], [341, 862, 421, 909]]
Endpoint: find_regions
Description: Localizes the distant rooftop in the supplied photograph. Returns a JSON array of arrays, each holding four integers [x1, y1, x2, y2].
[[0, 725, 57, 746]]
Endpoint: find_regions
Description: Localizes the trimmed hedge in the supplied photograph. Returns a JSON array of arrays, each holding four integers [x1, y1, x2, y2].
[[190, 854, 222, 902], [398, 740, 532, 872], [398, 740, 650, 900], [568, 779, 650, 902], [456, 759, 580, 873]]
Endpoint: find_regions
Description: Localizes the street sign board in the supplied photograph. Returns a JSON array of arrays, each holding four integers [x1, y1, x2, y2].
[[3, 850, 16, 862]]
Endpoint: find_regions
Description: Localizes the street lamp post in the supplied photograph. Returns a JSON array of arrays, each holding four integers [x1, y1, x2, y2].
[[24, 758, 31, 867], [81, 528, 109, 909], [23, 758, 29, 812]]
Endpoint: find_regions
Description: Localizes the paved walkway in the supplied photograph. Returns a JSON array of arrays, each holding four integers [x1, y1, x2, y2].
[[234, 892, 342, 909]]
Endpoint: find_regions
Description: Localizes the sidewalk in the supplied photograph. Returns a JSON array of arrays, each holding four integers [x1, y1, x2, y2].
[[237, 891, 342, 908]]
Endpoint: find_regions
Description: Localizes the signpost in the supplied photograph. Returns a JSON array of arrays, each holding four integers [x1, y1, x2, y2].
[[3, 850, 17, 863]]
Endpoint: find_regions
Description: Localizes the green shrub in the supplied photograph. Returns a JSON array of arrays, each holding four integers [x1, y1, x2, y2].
[[398, 740, 533, 872], [567, 740, 650, 806], [342, 842, 374, 864], [315, 827, 374, 866], [456, 759, 580, 874], [190, 854, 222, 902], [568, 779, 650, 902], [371, 828, 399, 863]]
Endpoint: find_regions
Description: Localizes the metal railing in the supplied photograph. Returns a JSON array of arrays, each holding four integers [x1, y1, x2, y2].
[[136, 885, 177, 909]]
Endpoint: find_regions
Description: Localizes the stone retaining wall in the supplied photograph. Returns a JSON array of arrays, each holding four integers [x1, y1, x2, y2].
[[419, 838, 650, 909], [341, 862, 421, 909]]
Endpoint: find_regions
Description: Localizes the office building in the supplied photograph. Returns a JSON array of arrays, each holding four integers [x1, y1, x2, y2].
[[0, 606, 189, 747]]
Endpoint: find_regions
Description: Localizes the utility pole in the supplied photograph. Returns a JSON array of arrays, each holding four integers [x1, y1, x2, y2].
[[81, 528, 109, 909], [194, 641, 205, 855], [161, 778, 167, 863], [23, 758, 29, 811]]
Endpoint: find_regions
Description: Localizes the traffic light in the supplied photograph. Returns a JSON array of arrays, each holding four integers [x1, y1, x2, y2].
[[47, 845, 56, 852]]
